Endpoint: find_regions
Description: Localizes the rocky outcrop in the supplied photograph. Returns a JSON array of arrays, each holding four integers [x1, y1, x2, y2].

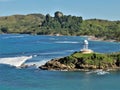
[[39, 59, 69, 70], [40, 59, 117, 71], [39, 52, 120, 71]]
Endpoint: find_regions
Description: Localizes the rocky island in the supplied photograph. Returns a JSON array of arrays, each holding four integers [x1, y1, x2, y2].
[[40, 40, 120, 71], [39, 51, 120, 71]]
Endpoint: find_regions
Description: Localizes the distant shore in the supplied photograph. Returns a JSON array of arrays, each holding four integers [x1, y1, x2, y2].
[[48, 34, 119, 42], [87, 35, 117, 42], [0, 33, 119, 42]]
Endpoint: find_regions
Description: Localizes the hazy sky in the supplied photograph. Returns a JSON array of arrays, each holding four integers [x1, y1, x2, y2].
[[0, 0, 120, 20]]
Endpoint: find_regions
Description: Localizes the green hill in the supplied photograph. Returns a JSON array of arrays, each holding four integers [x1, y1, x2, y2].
[[0, 11, 120, 41], [0, 14, 45, 34]]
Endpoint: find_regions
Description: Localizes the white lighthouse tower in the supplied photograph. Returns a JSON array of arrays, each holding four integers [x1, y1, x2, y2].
[[80, 40, 93, 54], [83, 40, 88, 49]]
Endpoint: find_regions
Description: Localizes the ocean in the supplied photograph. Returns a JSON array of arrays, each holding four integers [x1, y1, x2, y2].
[[0, 34, 120, 90]]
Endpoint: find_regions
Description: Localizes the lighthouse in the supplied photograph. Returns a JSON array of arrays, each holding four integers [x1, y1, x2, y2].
[[83, 40, 88, 49], [80, 40, 93, 54]]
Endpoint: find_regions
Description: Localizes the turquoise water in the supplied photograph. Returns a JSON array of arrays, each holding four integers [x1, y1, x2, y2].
[[0, 34, 120, 90]]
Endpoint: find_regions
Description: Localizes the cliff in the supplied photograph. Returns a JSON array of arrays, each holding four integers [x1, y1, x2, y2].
[[39, 52, 120, 71]]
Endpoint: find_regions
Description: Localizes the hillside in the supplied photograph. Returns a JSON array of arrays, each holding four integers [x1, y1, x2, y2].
[[0, 14, 45, 34], [0, 11, 120, 41]]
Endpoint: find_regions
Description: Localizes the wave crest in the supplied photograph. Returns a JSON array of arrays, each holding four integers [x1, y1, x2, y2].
[[0, 56, 32, 67], [25, 60, 49, 68]]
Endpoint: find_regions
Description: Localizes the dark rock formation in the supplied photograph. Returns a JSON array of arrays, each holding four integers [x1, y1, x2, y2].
[[39, 59, 69, 70]]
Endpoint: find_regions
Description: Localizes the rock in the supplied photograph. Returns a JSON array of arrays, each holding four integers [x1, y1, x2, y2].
[[39, 59, 68, 70]]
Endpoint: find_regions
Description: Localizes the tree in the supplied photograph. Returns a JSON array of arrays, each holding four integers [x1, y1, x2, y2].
[[1, 27, 8, 33], [116, 55, 120, 66], [45, 14, 51, 22], [54, 11, 63, 18]]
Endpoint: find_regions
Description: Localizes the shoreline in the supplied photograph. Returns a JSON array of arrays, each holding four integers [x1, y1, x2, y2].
[[46, 34, 119, 42], [39, 68, 120, 72], [21, 63, 120, 72], [1, 33, 119, 42], [86, 35, 117, 42], [39, 65, 120, 72]]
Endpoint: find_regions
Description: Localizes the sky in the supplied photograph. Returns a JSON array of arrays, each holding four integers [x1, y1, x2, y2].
[[0, 0, 120, 21]]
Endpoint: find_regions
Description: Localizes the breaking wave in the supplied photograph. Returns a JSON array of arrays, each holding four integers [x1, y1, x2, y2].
[[0, 56, 32, 67], [25, 60, 49, 68]]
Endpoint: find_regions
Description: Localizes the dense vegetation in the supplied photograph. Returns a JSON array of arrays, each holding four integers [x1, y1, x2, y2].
[[0, 11, 120, 41], [60, 52, 119, 69]]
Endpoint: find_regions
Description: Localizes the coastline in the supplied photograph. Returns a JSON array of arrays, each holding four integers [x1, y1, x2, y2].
[[0, 33, 119, 42], [35, 34, 119, 42], [86, 35, 117, 42], [48, 34, 119, 42], [39, 68, 120, 72], [39, 62, 120, 72]]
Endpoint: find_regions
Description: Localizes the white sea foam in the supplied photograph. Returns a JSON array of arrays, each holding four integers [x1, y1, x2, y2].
[[25, 60, 48, 68], [96, 70, 109, 75], [40, 52, 64, 55], [86, 70, 110, 75], [0, 56, 32, 67], [3, 35, 25, 39], [33, 55, 37, 57], [37, 50, 69, 55], [36, 50, 75, 56], [55, 41, 79, 44], [65, 50, 75, 52], [49, 38, 56, 40]]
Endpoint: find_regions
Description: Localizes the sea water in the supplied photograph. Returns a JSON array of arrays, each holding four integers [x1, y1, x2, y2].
[[0, 34, 120, 90]]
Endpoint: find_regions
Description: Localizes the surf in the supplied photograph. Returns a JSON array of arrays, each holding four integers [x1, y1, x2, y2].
[[86, 69, 110, 75], [0, 56, 32, 67], [25, 59, 49, 68]]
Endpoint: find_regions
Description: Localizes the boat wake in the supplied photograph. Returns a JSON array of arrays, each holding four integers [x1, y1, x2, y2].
[[0, 56, 32, 67]]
